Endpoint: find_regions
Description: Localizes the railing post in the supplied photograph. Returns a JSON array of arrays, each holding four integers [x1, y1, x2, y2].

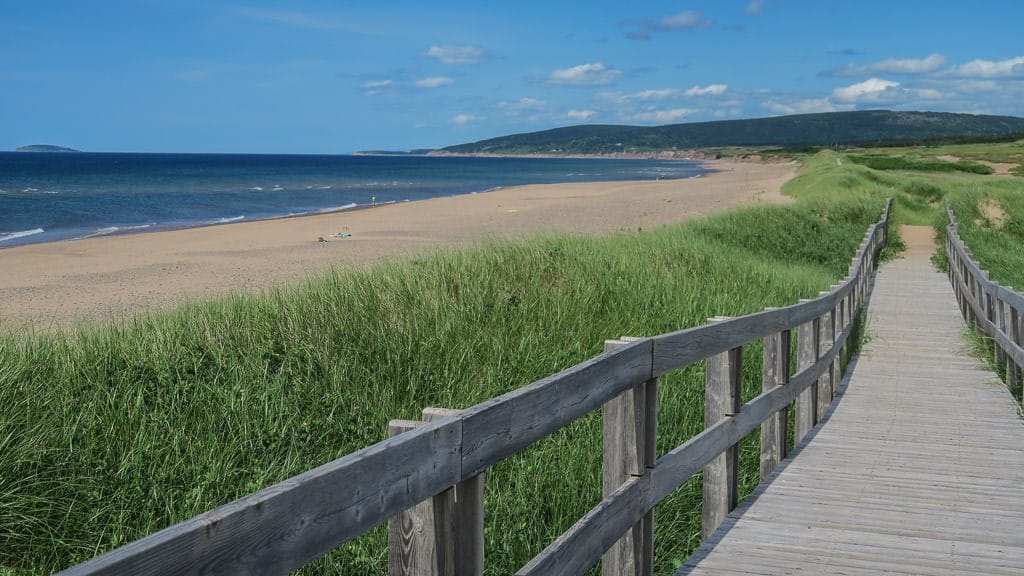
[[830, 292, 841, 392], [816, 303, 833, 421], [794, 304, 819, 444], [760, 321, 790, 480], [995, 292, 1008, 372], [388, 409, 484, 576], [1011, 306, 1022, 395], [967, 271, 974, 322], [702, 317, 741, 539], [987, 291, 1000, 366], [975, 276, 985, 329], [602, 337, 656, 576], [388, 420, 455, 576], [422, 408, 485, 576], [963, 266, 970, 320]]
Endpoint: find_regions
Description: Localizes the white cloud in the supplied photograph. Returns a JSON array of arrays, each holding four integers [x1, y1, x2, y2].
[[500, 97, 546, 110], [630, 108, 694, 123], [624, 10, 712, 40], [832, 78, 901, 102], [567, 109, 597, 121], [659, 11, 712, 30], [829, 54, 946, 76], [685, 84, 728, 96], [547, 62, 622, 86], [745, 0, 765, 15], [594, 91, 629, 106], [872, 54, 946, 74], [597, 89, 676, 103], [909, 88, 944, 100], [361, 79, 393, 95], [425, 45, 485, 65], [414, 76, 454, 88], [954, 80, 1000, 92], [948, 56, 1024, 78], [762, 98, 844, 115], [450, 114, 478, 125], [633, 88, 679, 100]]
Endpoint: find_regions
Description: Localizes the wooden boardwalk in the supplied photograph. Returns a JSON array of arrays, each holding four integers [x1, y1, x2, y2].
[[679, 245, 1024, 575]]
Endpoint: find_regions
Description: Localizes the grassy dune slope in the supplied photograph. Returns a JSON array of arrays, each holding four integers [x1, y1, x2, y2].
[[1, 186, 888, 574]]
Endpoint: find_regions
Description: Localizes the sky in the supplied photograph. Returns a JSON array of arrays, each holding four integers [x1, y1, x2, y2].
[[3, 1, 1024, 154]]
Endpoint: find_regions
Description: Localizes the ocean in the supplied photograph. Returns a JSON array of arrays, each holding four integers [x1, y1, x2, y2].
[[0, 152, 705, 247]]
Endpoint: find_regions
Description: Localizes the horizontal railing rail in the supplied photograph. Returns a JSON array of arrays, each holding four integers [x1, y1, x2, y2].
[[945, 205, 1024, 395], [60, 199, 892, 576]]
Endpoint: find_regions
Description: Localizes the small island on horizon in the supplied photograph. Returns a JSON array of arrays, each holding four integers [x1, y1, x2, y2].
[[15, 144, 80, 153]]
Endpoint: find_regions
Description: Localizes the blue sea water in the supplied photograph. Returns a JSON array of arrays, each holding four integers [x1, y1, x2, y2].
[[0, 152, 705, 247]]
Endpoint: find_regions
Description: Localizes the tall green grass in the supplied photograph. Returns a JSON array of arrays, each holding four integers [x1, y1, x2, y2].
[[941, 184, 1024, 292], [780, 150, 939, 227], [0, 197, 887, 574], [847, 154, 994, 174]]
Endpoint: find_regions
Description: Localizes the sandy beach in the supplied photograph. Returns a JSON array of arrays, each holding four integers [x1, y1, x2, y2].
[[0, 159, 797, 330]]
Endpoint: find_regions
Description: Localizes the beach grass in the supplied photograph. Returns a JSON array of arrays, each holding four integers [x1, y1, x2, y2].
[[939, 181, 1024, 291], [0, 194, 888, 574], [846, 154, 994, 174]]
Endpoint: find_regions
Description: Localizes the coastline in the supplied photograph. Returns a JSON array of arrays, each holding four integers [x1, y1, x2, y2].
[[0, 152, 706, 249], [0, 159, 797, 331]]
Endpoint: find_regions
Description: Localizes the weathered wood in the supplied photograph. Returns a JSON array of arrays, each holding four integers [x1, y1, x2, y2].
[[651, 316, 852, 506], [602, 338, 654, 576], [817, 298, 835, 419], [794, 313, 819, 444], [460, 338, 652, 477], [760, 326, 790, 480], [945, 220, 1024, 371], [60, 417, 462, 576], [987, 292, 1000, 366], [682, 243, 1024, 576], [1011, 306, 1022, 392], [640, 373, 657, 573], [516, 476, 649, 576], [652, 296, 842, 377], [422, 408, 484, 576], [702, 318, 742, 539], [834, 298, 845, 380], [388, 420, 454, 576], [997, 297, 1010, 382], [990, 317, 1024, 367]]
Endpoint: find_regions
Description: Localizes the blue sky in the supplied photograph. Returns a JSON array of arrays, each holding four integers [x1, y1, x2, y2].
[[3, 1, 1023, 154]]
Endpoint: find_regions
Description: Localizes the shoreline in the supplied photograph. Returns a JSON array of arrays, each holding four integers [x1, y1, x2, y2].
[[0, 159, 796, 331], [0, 156, 709, 251]]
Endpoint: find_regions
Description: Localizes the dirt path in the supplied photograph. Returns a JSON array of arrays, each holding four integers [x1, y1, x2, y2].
[[898, 224, 936, 258]]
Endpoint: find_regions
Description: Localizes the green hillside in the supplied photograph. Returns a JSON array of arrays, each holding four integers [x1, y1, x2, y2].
[[14, 144, 80, 153], [441, 110, 1024, 154]]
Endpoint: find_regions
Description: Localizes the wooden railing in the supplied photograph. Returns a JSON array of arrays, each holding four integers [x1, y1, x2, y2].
[[945, 205, 1024, 398], [60, 199, 892, 576]]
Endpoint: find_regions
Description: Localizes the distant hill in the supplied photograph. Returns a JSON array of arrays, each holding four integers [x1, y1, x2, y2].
[[440, 110, 1024, 154], [15, 144, 80, 153]]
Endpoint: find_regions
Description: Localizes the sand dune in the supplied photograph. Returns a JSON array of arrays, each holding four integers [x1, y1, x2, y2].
[[0, 159, 797, 330]]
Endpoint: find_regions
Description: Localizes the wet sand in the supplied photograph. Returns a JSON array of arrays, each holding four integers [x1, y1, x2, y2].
[[0, 159, 797, 330]]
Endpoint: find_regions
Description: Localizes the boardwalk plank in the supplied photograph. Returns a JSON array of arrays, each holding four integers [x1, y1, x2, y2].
[[677, 249, 1024, 575]]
